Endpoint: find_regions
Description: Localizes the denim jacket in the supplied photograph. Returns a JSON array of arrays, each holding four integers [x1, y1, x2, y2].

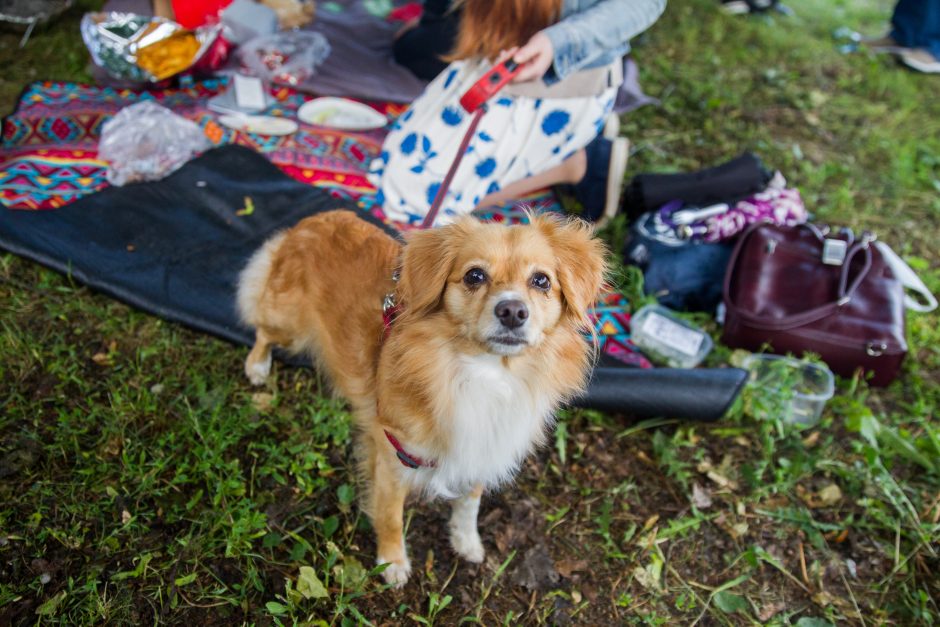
[[543, 0, 667, 82]]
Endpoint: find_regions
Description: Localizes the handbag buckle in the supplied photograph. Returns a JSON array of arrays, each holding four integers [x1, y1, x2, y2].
[[822, 238, 848, 265], [866, 342, 887, 357]]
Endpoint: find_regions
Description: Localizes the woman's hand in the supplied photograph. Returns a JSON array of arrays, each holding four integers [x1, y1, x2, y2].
[[511, 32, 554, 82]]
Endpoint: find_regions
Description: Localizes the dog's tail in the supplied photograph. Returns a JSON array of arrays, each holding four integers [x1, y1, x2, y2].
[[236, 232, 287, 328]]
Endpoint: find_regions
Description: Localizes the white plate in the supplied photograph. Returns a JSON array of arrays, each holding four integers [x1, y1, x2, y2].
[[297, 97, 387, 130], [219, 114, 298, 136]]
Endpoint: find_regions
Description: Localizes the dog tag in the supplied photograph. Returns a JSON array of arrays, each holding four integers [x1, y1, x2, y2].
[[822, 238, 847, 266]]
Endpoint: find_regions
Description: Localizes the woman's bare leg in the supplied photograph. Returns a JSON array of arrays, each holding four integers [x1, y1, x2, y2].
[[475, 148, 586, 210]]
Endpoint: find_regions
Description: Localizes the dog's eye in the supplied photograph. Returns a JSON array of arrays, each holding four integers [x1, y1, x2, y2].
[[530, 272, 551, 291], [463, 267, 487, 287]]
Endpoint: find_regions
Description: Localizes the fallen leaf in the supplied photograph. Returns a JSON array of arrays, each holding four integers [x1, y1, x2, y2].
[[758, 601, 786, 622], [707, 469, 738, 490], [92, 352, 111, 366], [251, 392, 275, 413], [236, 196, 255, 216], [297, 565, 329, 599], [817, 484, 842, 506], [582, 583, 598, 602], [631, 553, 663, 592], [121, 509, 131, 524], [802, 431, 821, 447], [801, 483, 843, 508], [332, 556, 367, 591], [512, 544, 559, 591], [811, 591, 836, 607], [555, 558, 588, 578], [691, 483, 713, 509]]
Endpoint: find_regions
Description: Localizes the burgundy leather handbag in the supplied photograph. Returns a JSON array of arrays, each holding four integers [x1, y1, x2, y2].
[[722, 222, 907, 386]]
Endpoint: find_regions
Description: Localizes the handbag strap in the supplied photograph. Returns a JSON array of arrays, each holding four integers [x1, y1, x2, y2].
[[723, 223, 874, 331], [874, 241, 938, 313]]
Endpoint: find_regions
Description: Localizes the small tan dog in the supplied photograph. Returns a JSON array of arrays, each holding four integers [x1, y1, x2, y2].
[[237, 210, 606, 586]]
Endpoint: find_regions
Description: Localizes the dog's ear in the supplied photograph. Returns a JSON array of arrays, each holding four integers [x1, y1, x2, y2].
[[398, 221, 465, 317], [534, 213, 608, 327]]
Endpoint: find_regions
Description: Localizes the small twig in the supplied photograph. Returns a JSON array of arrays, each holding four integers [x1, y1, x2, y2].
[[798, 541, 810, 587], [838, 564, 866, 627], [894, 524, 901, 568], [439, 559, 459, 594], [176, 588, 230, 609]]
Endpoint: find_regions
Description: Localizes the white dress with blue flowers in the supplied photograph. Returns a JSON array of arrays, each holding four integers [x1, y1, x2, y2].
[[368, 60, 617, 226]]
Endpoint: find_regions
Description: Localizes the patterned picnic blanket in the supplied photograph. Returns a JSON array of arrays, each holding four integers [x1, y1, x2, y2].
[[0, 78, 391, 210]]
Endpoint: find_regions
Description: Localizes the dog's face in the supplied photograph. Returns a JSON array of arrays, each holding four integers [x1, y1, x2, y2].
[[397, 214, 607, 356]]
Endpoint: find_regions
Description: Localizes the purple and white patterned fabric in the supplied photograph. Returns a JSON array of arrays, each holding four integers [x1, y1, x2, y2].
[[660, 172, 807, 243]]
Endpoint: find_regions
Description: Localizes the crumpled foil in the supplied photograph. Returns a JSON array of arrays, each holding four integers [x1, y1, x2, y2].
[[81, 12, 222, 82]]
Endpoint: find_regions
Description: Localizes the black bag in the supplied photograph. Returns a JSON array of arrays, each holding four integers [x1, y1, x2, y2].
[[623, 212, 734, 312], [621, 152, 772, 220]]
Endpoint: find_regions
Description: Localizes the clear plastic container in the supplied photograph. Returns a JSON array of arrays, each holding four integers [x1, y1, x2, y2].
[[742, 354, 835, 427], [630, 304, 713, 368]]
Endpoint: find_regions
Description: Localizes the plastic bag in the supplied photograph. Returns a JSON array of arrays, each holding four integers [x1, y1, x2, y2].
[[99, 102, 212, 186], [81, 12, 225, 82], [238, 30, 330, 86]]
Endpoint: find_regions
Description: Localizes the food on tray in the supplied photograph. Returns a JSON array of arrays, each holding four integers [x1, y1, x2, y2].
[[136, 30, 201, 80]]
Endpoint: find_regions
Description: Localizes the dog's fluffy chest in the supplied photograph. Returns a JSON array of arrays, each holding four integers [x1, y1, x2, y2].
[[416, 353, 555, 498]]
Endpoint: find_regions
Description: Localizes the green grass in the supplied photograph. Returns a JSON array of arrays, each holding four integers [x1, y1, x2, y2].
[[2, 0, 940, 624]]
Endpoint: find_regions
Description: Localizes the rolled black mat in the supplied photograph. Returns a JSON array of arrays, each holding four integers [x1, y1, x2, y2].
[[574, 367, 748, 422]]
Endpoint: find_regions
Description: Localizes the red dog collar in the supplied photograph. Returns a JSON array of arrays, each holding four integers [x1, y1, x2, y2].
[[384, 430, 435, 469]]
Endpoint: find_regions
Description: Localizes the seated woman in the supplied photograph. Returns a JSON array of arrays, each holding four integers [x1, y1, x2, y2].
[[370, 0, 667, 225]]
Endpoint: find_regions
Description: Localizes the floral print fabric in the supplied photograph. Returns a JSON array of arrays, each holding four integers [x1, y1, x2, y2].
[[368, 60, 615, 225]]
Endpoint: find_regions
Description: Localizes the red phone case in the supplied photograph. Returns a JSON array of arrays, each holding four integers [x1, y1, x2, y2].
[[459, 60, 521, 113]]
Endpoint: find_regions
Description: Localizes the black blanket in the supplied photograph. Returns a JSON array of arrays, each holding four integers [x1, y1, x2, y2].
[[0, 146, 393, 346], [0, 146, 744, 420]]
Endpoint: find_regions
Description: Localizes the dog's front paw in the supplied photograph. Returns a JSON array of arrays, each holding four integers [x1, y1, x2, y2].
[[450, 529, 485, 563], [378, 557, 411, 588], [245, 358, 271, 386]]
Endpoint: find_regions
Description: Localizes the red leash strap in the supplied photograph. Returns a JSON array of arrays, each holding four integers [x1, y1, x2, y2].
[[384, 429, 436, 468], [420, 106, 487, 229]]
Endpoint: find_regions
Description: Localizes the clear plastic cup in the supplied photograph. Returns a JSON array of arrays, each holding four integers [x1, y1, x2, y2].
[[742, 354, 835, 426]]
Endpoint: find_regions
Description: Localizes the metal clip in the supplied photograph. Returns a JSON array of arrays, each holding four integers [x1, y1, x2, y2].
[[383, 269, 401, 312], [866, 342, 887, 357], [822, 238, 848, 266]]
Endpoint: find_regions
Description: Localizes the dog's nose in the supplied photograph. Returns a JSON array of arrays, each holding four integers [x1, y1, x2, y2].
[[495, 299, 528, 329]]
